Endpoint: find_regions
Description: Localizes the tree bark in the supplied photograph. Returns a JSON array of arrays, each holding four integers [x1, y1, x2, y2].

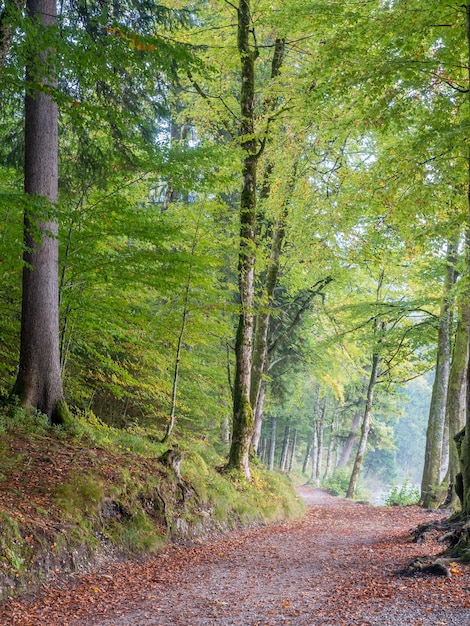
[[268, 416, 276, 471], [11, 0, 66, 424], [347, 353, 380, 499], [288, 428, 297, 472], [446, 298, 470, 507], [315, 396, 327, 484], [226, 0, 258, 479], [459, 0, 470, 518], [420, 242, 456, 508], [252, 377, 267, 453], [302, 442, 311, 475], [280, 424, 290, 471], [250, 40, 289, 453], [336, 381, 368, 469], [324, 407, 339, 480]]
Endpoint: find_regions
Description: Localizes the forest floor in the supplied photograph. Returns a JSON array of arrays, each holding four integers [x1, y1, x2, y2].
[[1, 487, 470, 625]]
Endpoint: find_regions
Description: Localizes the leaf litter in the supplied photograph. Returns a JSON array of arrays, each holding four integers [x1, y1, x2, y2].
[[1, 487, 470, 625]]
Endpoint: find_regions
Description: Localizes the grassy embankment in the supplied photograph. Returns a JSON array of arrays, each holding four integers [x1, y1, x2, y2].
[[0, 404, 304, 599]]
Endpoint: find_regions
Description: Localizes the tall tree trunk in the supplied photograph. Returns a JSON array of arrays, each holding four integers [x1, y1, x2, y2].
[[315, 396, 327, 484], [226, 0, 258, 479], [324, 407, 339, 480], [11, 0, 66, 424], [336, 381, 367, 469], [346, 354, 380, 498], [252, 377, 267, 453], [462, 0, 470, 517], [161, 281, 190, 443], [310, 426, 318, 482], [280, 424, 290, 471], [302, 442, 311, 475], [448, 303, 469, 507], [420, 242, 456, 508], [268, 416, 276, 471], [347, 353, 380, 499], [288, 428, 297, 472], [250, 39, 286, 442]]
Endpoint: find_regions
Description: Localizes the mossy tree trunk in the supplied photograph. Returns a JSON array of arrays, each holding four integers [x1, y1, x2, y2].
[[336, 380, 367, 469], [346, 352, 380, 499], [226, 0, 258, 479], [250, 40, 288, 453], [446, 298, 469, 507], [420, 241, 456, 508]]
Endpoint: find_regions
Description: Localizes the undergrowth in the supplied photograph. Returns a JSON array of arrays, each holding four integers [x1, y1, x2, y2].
[[384, 479, 420, 506], [0, 404, 304, 599]]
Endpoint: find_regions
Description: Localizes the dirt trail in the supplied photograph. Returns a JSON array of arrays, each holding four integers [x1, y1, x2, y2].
[[2, 488, 470, 625]]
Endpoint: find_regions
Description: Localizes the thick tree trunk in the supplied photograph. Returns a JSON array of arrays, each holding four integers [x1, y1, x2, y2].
[[459, 0, 470, 518], [226, 0, 258, 479], [11, 0, 66, 424], [420, 242, 456, 508], [446, 303, 470, 508], [347, 353, 380, 499]]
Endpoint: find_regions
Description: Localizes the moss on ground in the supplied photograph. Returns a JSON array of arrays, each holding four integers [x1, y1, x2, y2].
[[0, 405, 304, 600]]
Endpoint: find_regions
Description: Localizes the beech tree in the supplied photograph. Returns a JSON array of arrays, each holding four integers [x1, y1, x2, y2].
[[420, 242, 457, 508]]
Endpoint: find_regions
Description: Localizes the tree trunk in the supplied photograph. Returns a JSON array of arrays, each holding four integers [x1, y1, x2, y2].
[[288, 428, 297, 472], [11, 0, 66, 424], [315, 397, 327, 484], [252, 377, 267, 453], [250, 40, 287, 449], [161, 282, 190, 443], [280, 424, 290, 471], [324, 407, 339, 480], [302, 442, 311, 475], [462, 1, 470, 517], [420, 242, 456, 508], [347, 353, 380, 499], [226, 0, 258, 479], [336, 382, 367, 469], [310, 426, 318, 482], [268, 416, 276, 471]]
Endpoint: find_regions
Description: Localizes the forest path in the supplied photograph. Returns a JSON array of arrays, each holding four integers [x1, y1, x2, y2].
[[2, 487, 470, 625]]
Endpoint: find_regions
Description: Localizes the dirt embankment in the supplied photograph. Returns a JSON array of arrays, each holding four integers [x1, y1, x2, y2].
[[2, 487, 470, 625]]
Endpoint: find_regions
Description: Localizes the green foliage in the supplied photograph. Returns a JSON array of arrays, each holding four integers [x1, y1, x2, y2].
[[384, 479, 420, 507], [0, 513, 30, 575], [0, 399, 49, 435], [322, 469, 352, 498]]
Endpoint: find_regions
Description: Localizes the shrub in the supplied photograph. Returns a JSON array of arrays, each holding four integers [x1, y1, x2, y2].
[[385, 479, 420, 506], [322, 469, 351, 497]]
